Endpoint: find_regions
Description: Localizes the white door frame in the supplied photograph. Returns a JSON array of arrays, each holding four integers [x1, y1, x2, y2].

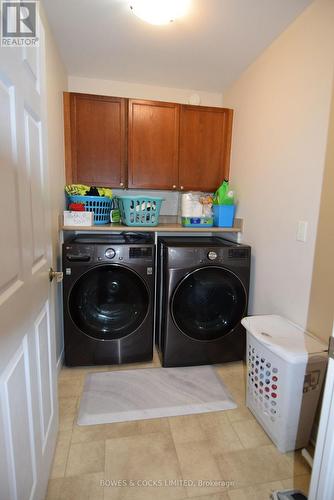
[[309, 322, 334, 499]]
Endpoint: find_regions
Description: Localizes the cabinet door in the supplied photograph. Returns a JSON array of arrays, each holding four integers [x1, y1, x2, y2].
[[179, 105, 233, 192], [128, 99, 179, 189], [64, 93, 126, 188]]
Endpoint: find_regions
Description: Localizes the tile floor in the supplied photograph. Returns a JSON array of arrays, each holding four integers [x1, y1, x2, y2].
[[46, 351, 311, 500]]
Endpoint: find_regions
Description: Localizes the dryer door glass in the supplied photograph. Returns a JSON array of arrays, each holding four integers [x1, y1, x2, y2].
[[172, 266, 247, 341], [69, 265, 149, 340]]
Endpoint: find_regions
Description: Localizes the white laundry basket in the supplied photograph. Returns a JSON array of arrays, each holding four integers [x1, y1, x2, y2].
[[241, 315, 328, 453]]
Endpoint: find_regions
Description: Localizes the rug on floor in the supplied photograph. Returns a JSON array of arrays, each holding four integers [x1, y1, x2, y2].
[[77, 365, 237, 425]]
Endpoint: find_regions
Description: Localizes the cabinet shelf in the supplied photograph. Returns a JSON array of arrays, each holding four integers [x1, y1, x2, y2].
[[61, 219, 243, 234]]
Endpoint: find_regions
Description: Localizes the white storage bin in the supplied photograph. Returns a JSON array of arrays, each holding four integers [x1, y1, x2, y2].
[[241, 315, 328, 453]]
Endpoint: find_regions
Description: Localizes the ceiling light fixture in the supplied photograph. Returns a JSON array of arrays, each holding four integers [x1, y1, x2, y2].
[[129, 0, 190, 25]]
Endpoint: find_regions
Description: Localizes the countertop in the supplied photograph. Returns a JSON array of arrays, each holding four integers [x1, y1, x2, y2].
[[61, 219, 242, 233]]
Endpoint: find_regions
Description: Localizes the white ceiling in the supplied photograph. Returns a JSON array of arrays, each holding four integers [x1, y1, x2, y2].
[[43, 0, 312, 92]]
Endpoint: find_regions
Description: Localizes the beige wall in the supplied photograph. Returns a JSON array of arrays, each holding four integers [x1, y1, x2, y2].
[[307, 83, 334, 342], [223, 0, 334, 330], [42, 7, 68, 363], [68, 75, 223, 107]]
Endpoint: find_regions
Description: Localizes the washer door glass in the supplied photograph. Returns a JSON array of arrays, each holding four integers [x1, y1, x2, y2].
[[171, 266, 247, 341], [69, 265, 149, 340]]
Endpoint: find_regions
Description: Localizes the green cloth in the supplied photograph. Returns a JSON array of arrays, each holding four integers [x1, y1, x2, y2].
[[98, 187, 113, 198], [65, 184, 90, 196], [65, 184, 113, 199]]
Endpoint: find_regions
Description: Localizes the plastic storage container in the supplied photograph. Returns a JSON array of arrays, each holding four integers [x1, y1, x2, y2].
[[213, 205, 236, 227], [117, 195, 163, 226], [242, 315, 328, 453], [67, 195, 112, 225], [181, 216, 213, 227], [270, 490, 307, 500]]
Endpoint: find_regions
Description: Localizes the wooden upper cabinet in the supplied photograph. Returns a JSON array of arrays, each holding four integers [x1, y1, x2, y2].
[[128, 99, 179, 189], [178, 105, 233, 192], [64, 92, 126, 188], [63, 93, 234, 192]]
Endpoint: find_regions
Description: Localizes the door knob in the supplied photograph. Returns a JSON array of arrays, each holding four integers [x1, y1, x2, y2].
[[172, 185, 176, 189], [120, 182, 124, 188], [49, 268, 63, 283], [180, 186, 184, 190]]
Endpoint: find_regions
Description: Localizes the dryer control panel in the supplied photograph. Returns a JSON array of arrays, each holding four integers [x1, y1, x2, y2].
[[166, 243, 250, 269]]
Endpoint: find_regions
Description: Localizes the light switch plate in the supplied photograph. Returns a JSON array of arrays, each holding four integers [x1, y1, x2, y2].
[[297, 221, 308, 242]]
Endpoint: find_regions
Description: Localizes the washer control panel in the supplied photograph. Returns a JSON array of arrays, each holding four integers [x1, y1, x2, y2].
[[64, 245, 93, 262], [64, 236, 154, 267], [207, 251, 218, 261], [94, 245, 153, 263], [105, 248, 116, 259]]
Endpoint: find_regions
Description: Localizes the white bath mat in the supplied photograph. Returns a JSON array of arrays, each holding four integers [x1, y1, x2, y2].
[[77, 365, 237, 425]]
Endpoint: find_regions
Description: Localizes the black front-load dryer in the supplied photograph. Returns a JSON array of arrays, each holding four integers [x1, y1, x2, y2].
[[156, 237, 251, 367], [63, 233, 154, 366]]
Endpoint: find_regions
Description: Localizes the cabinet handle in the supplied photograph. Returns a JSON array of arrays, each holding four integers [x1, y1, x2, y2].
[[180, 186, 184, 190], [120, 182, 124, 188], [172, 185, 176, 189]]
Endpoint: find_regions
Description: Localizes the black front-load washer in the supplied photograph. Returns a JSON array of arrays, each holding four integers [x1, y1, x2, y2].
[[156, 237, 251, 367], [63, 233, 155, 366]]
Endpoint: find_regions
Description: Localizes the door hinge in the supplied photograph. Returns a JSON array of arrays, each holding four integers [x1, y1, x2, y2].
[[329, 337, 334, 360]]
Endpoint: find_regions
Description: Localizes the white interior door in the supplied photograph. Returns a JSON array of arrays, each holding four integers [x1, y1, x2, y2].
[[309, 322, 334, 500], [0, 16, 58, 500]]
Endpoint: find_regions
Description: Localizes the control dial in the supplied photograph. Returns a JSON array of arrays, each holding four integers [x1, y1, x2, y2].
[[207, 251, 218, 261], [105, 248, 116, 259]]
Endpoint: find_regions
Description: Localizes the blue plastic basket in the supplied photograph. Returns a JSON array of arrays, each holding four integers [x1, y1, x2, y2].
[[117, 196, 163, 226], [67, 195, 112, 225]]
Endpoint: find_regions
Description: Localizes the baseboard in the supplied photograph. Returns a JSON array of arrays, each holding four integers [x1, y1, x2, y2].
[[56, 348, 64, 376]]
